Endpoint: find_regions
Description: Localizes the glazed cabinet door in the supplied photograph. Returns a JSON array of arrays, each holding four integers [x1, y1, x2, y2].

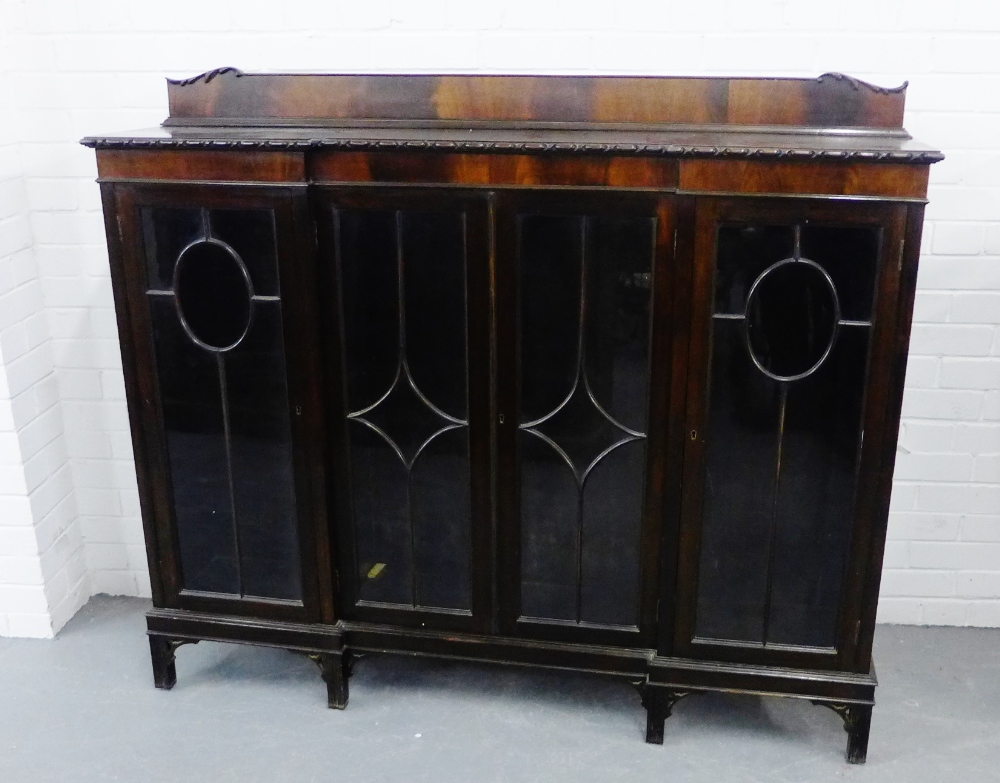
[[316, 189, 492, 633], [672, 198, 908, 670], [496, 192, 677, 647], [109, 184, 327, 622]]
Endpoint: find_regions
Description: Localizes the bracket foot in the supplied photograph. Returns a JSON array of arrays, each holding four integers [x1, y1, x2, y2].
[[148, 636, 198, 690], [642, 686, 692, 745], [812, 701, 873, 764], [310, 651, 349, 709]]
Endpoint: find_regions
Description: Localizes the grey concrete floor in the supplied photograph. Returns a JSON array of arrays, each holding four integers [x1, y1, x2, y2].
[[1, 596, 999, 782]]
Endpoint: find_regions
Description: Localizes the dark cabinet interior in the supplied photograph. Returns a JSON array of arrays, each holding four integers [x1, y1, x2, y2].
[[85, 70, 941, 764]]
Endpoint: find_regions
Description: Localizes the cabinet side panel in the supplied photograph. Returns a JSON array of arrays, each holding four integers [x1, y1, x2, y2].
[[853, 202, 926, 670]]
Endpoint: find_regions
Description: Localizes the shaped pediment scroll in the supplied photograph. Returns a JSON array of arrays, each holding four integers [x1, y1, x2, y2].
[[168, 67, 245, 87], [816, 72, 908, 95]]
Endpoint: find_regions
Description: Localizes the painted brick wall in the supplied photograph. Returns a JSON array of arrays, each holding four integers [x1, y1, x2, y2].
[[1, 0, 997, 632], [0, 9, 88, 637]]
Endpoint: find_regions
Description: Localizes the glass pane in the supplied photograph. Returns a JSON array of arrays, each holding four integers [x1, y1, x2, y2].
[[225, 301, 301, 600], [350, 421, 412, 605], [339, 210, 399, 412], [586, 217, 654, 433], [696, 317, 780, 643], [141, 207, 201, 290], [411, 427, 471, 610], [143, 205, 303, 602], [695, 221, 877, 649], [580, 440, 645, 626], [801, 226, 879, 321], [715, 224, 794, 315], [768, 327, 869, 647], [746, 261, 838, 379], [210, 209, 281, 296], [518, 214, 653, 627], [338, 207, 472, 611], [403, 212, 468, 420], [519, 215, 583, 424], [175, 241, 252, 350], [519, 430, 578, 622], [363, 377, 451, 466], [149, 297, 239, 594]]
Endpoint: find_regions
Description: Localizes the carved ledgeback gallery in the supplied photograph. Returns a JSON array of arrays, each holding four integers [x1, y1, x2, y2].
[[157, 68, 910, 126], [81, 70, 942, 164]]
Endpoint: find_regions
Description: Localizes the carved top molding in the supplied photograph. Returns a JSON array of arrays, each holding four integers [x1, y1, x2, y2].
[[161, 69, 914, 131], [80, 134, 944, 163]]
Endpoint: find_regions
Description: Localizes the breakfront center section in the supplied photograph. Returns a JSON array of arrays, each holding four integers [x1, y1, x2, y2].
[[496, 194, 672, 646], [318, 190, 493, 632]]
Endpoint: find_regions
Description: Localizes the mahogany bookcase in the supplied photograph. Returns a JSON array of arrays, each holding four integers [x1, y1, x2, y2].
[[83, 70, 941, 763]]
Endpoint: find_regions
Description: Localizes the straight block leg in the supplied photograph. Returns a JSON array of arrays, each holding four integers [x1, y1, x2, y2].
[[845, 704, 873, 764], [316, 651, 349, 709], [813, 700, 874, 764], [643, 687, 690, 744], [149, 636, 178, 690], [644, 689, 667, 744]]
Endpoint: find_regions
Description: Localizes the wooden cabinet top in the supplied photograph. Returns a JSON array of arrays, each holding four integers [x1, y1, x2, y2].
[[82, 69, 942, 164]]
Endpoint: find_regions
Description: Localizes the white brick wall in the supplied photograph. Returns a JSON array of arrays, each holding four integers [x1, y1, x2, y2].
[[1, 0, 998, 632], [0, 11, 87, 637]]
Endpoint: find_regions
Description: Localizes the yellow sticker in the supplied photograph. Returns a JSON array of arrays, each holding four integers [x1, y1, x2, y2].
[[367, 563, 386, 579]]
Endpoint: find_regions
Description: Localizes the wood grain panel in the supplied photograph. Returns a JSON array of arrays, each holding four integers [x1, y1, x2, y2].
[[310, 152, 678, 189], [678, 160, 929, 199], [167, 70, 907, 130], [97, 149, 306, 183]]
